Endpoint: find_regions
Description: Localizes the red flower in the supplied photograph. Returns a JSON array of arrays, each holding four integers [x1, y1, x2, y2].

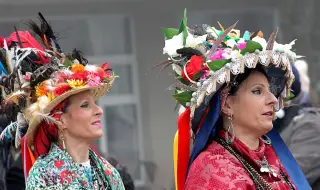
[[54, 160, 64, 168], [101, 62, 110, 71], [95, 68, 105, 80], [54, 83, 71, 96], [60, 170, 69, 179], [181, 55, 204, 82], [69, 70, 89, 81]]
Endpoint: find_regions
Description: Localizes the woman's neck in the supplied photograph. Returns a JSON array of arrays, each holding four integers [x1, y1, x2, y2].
[[64, 137, 90, 163], [235, 130, 260, 150], [223, 125, 260, 150]]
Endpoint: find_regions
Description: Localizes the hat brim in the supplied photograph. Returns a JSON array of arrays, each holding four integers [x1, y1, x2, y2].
[[25, 82, 112, 145]]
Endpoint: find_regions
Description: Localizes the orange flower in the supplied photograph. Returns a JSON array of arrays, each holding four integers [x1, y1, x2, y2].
[[71, 64, 85, 73], [35, 83, 48, 97]]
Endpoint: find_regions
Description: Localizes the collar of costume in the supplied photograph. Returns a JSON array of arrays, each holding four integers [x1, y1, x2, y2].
[[158, 8, 310, 190]]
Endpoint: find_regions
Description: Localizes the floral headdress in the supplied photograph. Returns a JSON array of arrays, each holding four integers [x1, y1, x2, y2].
[[0, 13, 115, 148], [157, 9, 302, 190]]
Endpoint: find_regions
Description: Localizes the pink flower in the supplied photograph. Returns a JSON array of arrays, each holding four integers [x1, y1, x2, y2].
[[237, 42, 247, 50], [210, 49, 225, 61], [24, 73, 32, 81], [87, 75, 101, 87]]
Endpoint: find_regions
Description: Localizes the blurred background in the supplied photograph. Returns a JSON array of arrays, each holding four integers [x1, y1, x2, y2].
[[0, 0, 319, 189]]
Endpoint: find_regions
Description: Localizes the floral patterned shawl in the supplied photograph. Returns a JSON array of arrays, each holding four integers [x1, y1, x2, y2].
[[26, 144, 125, 190]]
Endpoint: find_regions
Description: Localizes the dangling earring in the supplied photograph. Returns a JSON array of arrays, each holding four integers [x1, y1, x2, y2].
[[225, 115, 235, 144], [59, 128, 66, 150]]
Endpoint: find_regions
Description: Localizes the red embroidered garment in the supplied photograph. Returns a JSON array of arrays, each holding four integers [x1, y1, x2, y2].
[[185, 130, 296, 190]]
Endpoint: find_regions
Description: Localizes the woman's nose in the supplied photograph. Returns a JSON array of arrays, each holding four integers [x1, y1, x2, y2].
[[94, 104, 104, 116]]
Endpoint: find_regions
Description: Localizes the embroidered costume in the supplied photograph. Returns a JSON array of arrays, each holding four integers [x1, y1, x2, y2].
[[26, 144, 123, 189], [156, 9, 311, 190]]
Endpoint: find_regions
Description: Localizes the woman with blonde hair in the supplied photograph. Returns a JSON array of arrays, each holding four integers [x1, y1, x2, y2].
[[0, 13, 124, 189]]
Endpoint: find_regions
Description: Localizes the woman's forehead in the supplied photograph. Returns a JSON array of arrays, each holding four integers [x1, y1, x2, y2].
[[241, 71, 270, 88], [69, 91, 93, 103]]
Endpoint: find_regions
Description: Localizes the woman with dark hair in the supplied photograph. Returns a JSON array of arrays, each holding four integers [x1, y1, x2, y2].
[[0, 13, 125, 189], [158, 9, 310, 190]]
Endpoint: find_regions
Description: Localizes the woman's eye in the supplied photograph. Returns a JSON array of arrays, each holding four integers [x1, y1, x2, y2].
[[81, 103, 89, 108], [252, 89, 261, 95]]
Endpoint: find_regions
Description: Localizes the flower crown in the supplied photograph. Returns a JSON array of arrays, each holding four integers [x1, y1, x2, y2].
[[160, 9, 297, 118]]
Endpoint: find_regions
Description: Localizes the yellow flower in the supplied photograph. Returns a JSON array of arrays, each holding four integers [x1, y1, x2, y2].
[[67, 79, 86, 88], [47, 91, 56, 102]]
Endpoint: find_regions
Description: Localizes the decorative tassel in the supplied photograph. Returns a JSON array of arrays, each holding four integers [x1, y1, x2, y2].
[[240, 58, 245, 73], [225, 67, 231, 83]]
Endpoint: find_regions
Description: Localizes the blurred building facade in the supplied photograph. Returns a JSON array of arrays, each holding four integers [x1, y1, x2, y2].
[[0, 0, 318, 189]]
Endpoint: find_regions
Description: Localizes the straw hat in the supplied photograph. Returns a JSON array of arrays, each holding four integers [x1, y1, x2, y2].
[[24, 63, 115, 145]]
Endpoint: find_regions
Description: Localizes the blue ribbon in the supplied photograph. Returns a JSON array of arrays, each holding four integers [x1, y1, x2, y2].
[[267, 129, 311, 189]]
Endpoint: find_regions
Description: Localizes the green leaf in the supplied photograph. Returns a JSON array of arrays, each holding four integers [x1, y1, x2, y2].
[[240, 40, 263, 55], [173, 91, 192, 107], [206, 59, 230, 71], [63, 59, 73, 68], [287, 91, 295, 100], [162, 28, 179, 39], [179, 8, 188, 45], [193, 72, 202, 81]]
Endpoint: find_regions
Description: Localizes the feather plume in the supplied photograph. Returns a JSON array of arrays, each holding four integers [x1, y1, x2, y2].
[[15, 112, 28, 148], [0, 122, 17, 141], [3, 40, 13, 73], [266, 28, 278, 50], [207, 21, 238, 60], [38, 12, 62, 53], [66, 49, 88, 65], [0, 60, 8, 75], [3, 90, 27, 105], [34, 112, 62, 126]]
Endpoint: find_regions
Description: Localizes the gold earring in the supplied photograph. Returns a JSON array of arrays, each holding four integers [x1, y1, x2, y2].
[[59, 128, 66, 150]]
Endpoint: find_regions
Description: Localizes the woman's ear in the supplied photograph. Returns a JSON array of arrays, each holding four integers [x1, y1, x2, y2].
[[221, 96, 234, 116], [59, 114, 68, 130]]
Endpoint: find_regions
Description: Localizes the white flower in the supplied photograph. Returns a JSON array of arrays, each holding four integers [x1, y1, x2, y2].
[[163, 32, 184, 57], [206, 27, 220, 39], [225, 39, 237, 48], [252, 37, 267, 49], [186, 32, 207, 48], [273, 40, 296, 52], [85, 65, 98, 72]]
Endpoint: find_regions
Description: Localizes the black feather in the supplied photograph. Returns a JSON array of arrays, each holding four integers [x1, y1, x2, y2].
[[25, 20, 42, 37], [38, 12, 62, 53], [176, 47, 203, 59], [66, 49, 88, 65]]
